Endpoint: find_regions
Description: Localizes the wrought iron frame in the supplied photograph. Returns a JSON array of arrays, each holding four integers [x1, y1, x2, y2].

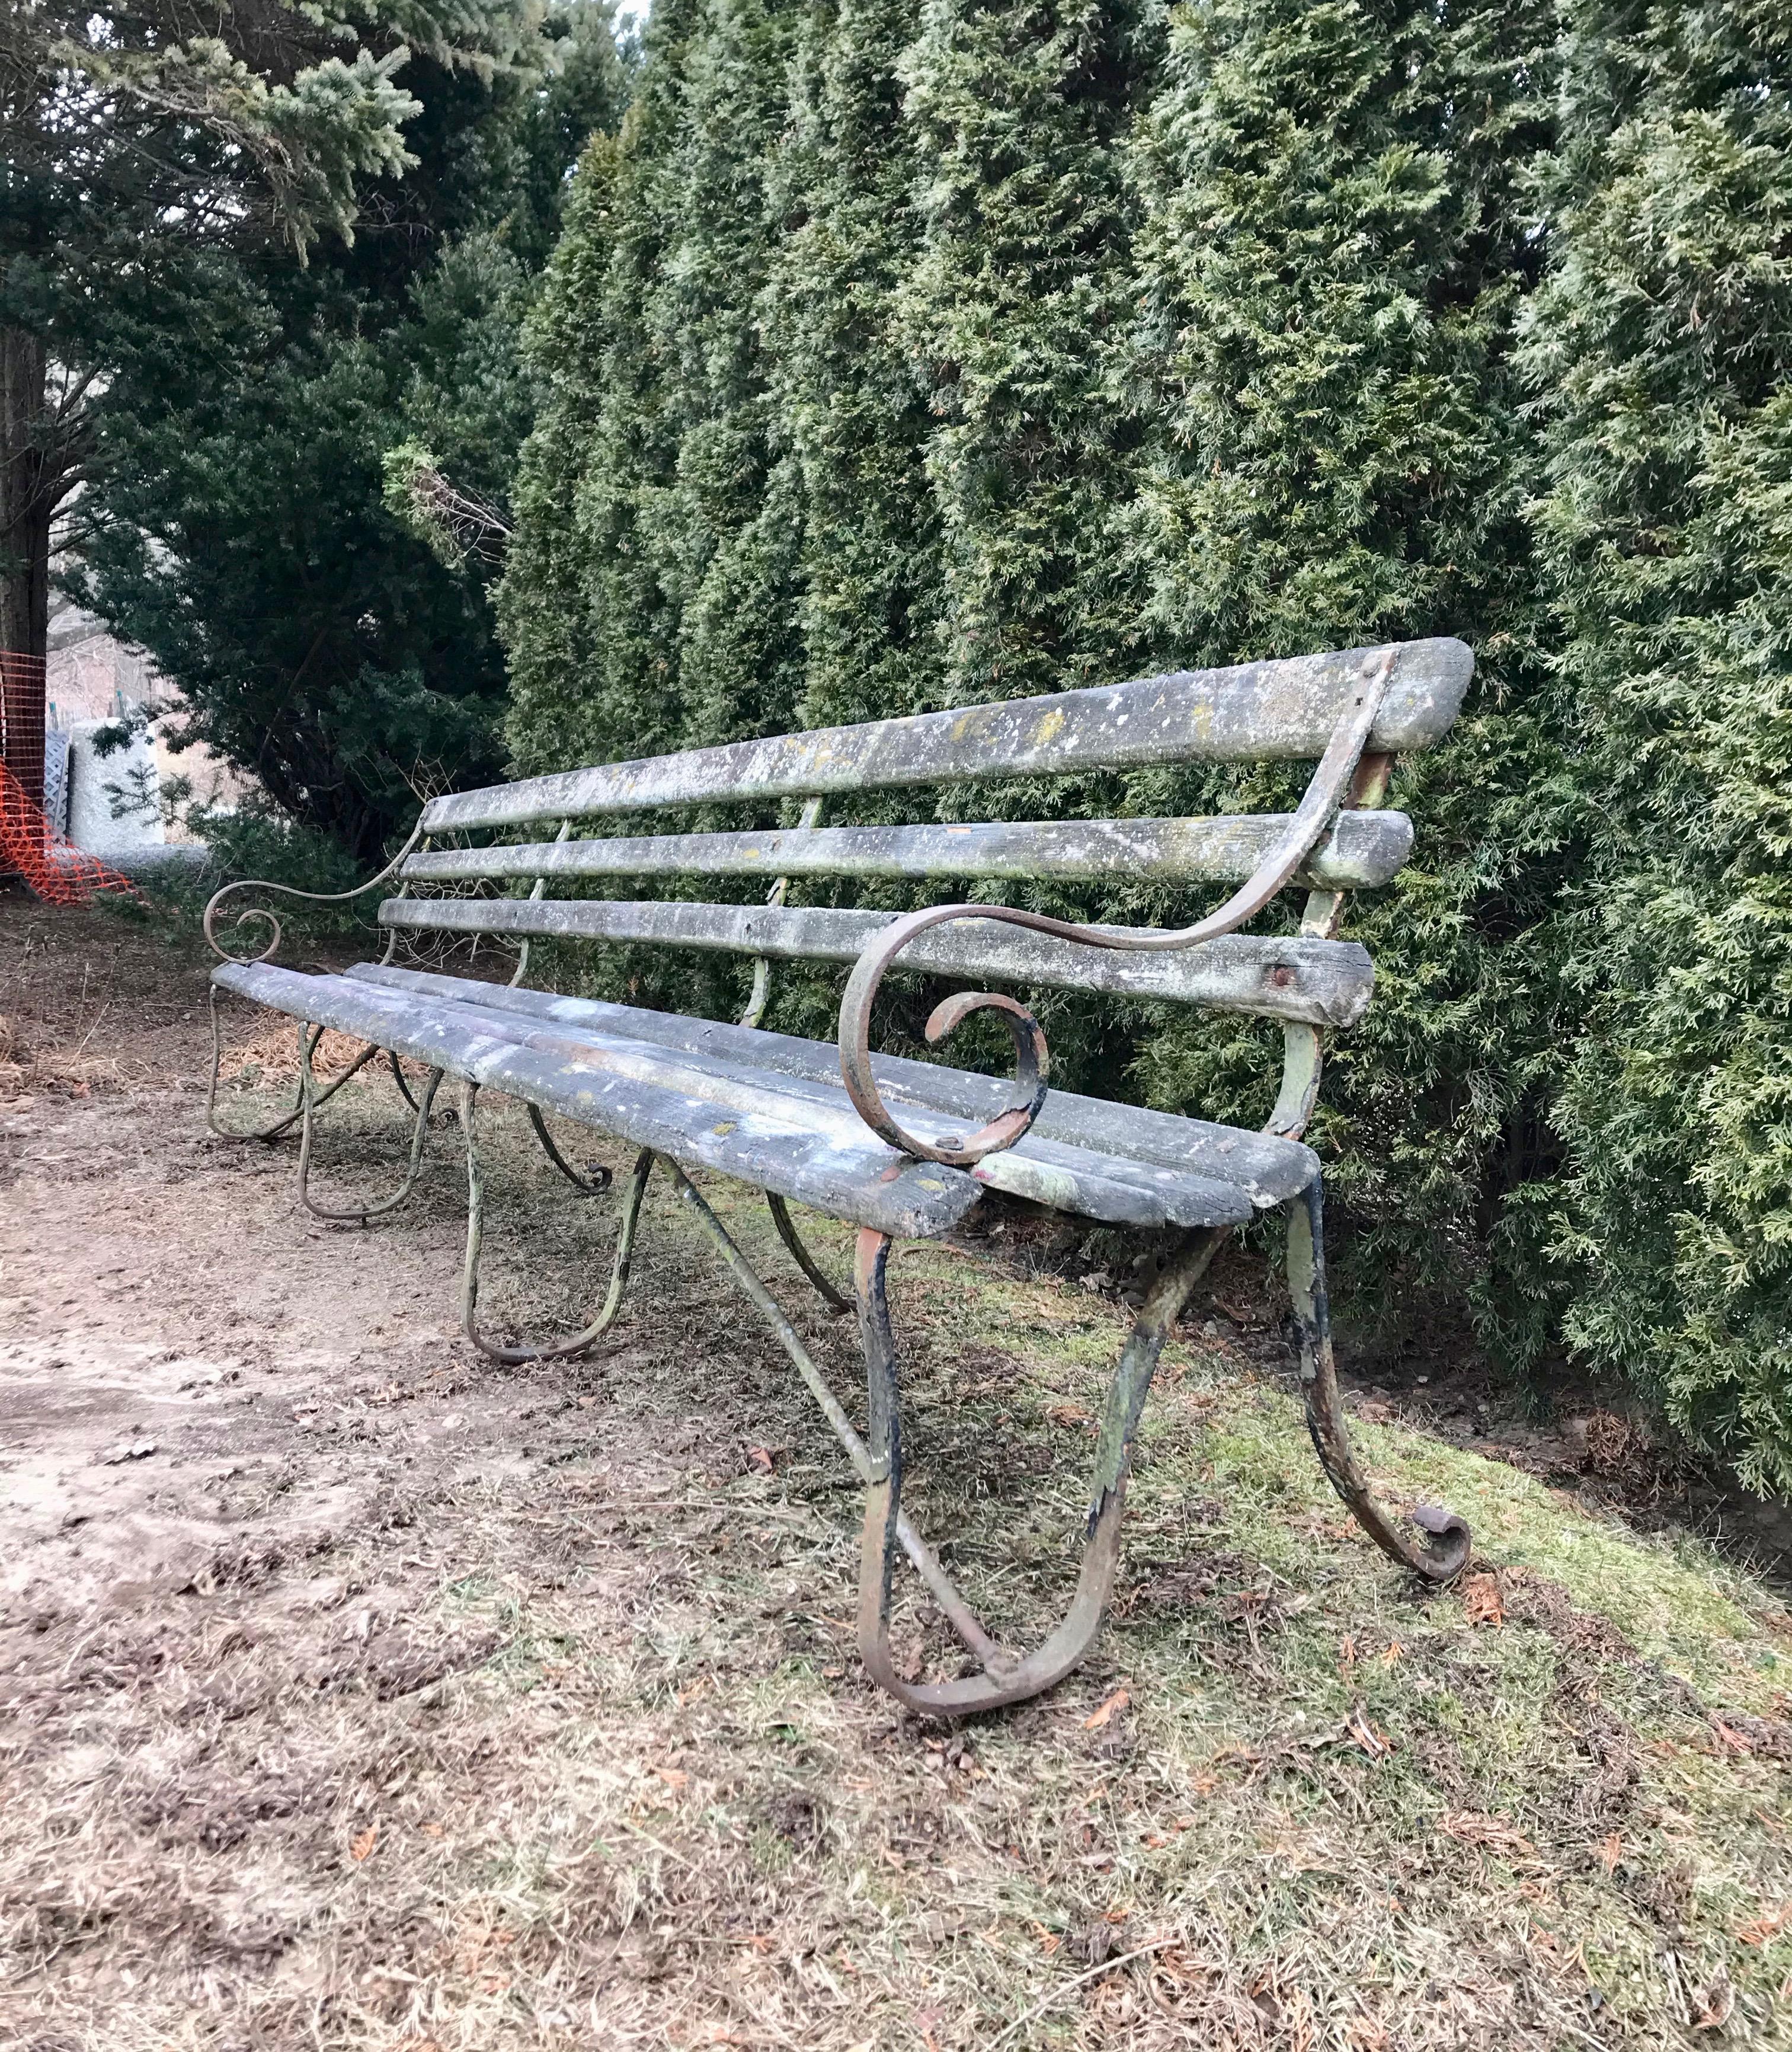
[[199, 647, 1471, 1718]]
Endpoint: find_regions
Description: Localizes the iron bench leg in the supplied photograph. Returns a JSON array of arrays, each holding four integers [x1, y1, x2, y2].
[[855, 1224, 1225, 1718], [526, 1104, 615, 1196], [766, 1191, 852, 1315], [295, 1025, 444, 1225], [206, 994, 382, 1143], [457, 1079, 652, 1364], [1287, 1174, 1470, 1581], [660, 1162, 1009, 1673]]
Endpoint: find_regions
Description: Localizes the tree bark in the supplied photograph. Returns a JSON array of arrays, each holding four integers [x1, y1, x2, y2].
[[1, 324, 53, 663]]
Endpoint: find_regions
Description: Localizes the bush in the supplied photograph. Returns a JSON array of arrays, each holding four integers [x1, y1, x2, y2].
[[494, 0, 1792, 1490]]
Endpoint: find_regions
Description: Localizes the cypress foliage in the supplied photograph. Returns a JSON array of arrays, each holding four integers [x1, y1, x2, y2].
[[897, 0, 1153, 709], [1526, 0, 1792, 1489], [501, 0, 804, 779], [1123, 0, 1567, 1337], [499, 0, 1792, 1483], [770, 0, 938, 734], [499, 0, 805, 1018]]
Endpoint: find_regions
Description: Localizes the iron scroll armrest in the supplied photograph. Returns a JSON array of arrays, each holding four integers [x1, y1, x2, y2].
[[203, 820, 427, 965], [836, 650, 1399, 1168]]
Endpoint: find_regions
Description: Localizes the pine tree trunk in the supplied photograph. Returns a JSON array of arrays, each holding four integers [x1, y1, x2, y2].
[[0, 324, 53, 664]]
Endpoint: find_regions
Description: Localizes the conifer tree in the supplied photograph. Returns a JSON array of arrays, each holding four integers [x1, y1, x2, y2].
[[501, 0, 805, 783], [1124, 0, 1565, 1339], [897, 0, 1153, 709], [1, 0, 525, 667], [769, 0, 939, 734], [1527, 0, 1792, 1488], [69, 17, 625, 858]]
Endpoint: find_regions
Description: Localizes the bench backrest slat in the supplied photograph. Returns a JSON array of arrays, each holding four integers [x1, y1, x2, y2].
[[399, 808, 1412, 892], [379, 896, 1375, 1027], [417, 640, 1471, 837]]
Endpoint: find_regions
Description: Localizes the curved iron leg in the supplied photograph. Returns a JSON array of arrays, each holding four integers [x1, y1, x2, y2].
[[206, 995, 379, 1142], [661, 1163, 1005, 1670], [457, 1079, 651, 1364], [857, 1225, 1226, 1718], [296, 1029, 443, 1223], [389, 1050, 421, 1114], [527, 1102, 614, 1195], [1287, 1175, 1470, 1581], [766, 1192, 850, 1315]]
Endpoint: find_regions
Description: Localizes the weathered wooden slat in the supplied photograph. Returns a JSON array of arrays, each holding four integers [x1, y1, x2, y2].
[[419, 639, 1471, 835], [375, 896, 1375, 1027], [399, 808, 1415, 891], [212, 963, 982, 1239], [337, 977, 1254, 1229], [223, 961, 1252, 1228], [348, 963, 1321, 1207]]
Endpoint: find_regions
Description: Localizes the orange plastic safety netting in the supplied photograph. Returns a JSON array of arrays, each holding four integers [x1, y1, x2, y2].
[[0, 760, 143, 906]]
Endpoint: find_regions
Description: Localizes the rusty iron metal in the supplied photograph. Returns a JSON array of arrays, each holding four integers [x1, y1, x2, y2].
[[836, 650, 1396, 1167], [525, 1102, 615, 1196], [855, 1223, 1227, 1715], [205, 997, 377, 1143], [766, 1192, 852, 1315], [739, 794, 823, 1032], [204, 819, 426, 967], [457, 1086, 653, 1365], [659, 1159, 1006, 1668], [296, 1028, 443, 1224], [1287, 1176, 1470, 1581]]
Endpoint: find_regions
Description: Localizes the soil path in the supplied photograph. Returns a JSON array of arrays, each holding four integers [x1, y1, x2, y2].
[[5, 893, 1789, 2052]]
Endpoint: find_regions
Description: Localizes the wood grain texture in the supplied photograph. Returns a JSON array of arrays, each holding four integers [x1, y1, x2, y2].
[[375, 896, 1375, 1027], [399, 808, 1415, 891], [419, 639, 1471, 835]]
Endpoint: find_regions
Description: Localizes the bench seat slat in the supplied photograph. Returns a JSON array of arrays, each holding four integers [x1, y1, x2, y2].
[[215, 963, 1272, 1229], [376, 898, 1374, 1028], [418, 640, 1471, 836], [347, 964, 1319, 1208], [399, 809, 1415, 891], [331, 977, 1254, 1228], [214, 963, 984, 1238]]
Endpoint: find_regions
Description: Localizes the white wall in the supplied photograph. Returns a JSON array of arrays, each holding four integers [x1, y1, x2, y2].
[[63, 719, 165, 859]]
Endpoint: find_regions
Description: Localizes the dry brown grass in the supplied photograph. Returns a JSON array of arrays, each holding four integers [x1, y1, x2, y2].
[[0, 1010, 123, 1102], [3, 904, 1791, 2050], [215, 1016, 376, 1088]]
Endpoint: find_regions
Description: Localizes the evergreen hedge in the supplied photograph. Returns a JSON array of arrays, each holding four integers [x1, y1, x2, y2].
[[497, 0, 1792, 1491]]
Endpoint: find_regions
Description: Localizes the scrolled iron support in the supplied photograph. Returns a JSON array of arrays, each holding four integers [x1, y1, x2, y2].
[[1287, 1175, 1470, 1582], [203, 819, 427, 966], [837, 651, 1398, 1165], [457, 1079, 651, 1365], [766, 1192, 852, 1315], [296, 1030, 443, 1224], [526, 1102, 615, 1195], [205, 995, 382, 1143], [661, 1161, 1007, 1671], [855, 1222, 1226, 1717], [387, 1050, 423, 1114]]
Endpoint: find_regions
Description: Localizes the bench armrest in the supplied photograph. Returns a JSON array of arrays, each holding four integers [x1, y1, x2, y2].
[[836, 650, 1397, 1168], [203, 821, 425, 965]]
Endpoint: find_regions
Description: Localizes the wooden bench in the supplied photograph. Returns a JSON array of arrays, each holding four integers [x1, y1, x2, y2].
[[203, 637, 1474, 1715]]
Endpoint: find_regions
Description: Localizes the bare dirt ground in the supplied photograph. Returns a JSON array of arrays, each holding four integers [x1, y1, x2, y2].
[[4, 889, 1791, 2051]]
